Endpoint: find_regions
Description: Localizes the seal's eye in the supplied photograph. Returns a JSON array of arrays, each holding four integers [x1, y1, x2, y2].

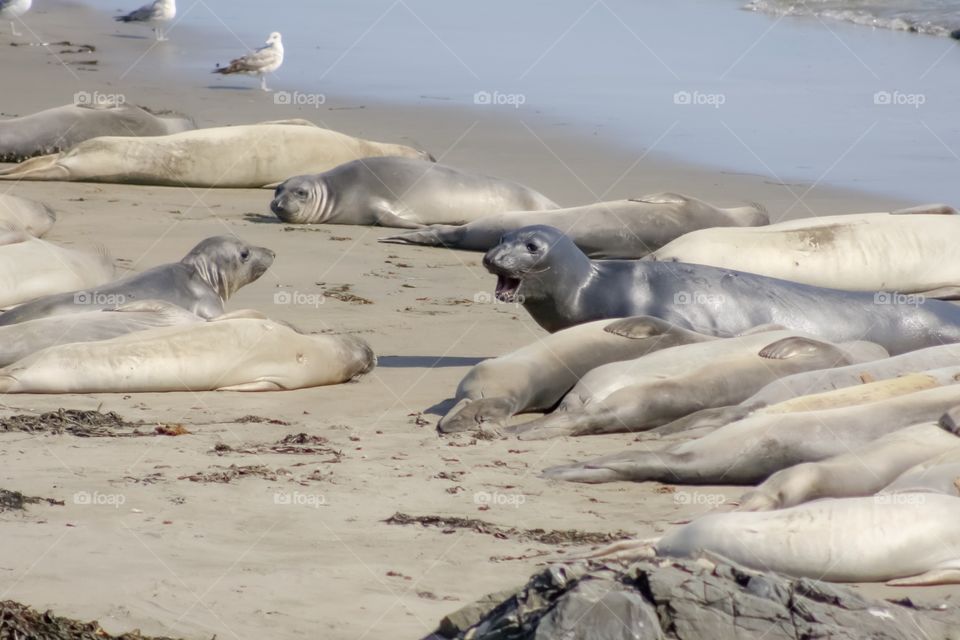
[[525, 242, 538, 253], [240, 249, 250, 261], [295, 188, 308, 198]]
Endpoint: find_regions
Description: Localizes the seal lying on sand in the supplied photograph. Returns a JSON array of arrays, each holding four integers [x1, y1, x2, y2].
[[0, 193, 55, 236], [0, 315, 376, 393], [509, 332, 886, 440], [648, 207, 960, 298], [438, 317, 715, 434], [482, 225, 960, 354], [270, 157, 557, 228], [0, 233, 114, 308], [380, 193, 768, 258], [0, 121, 432, 188], [0, 235, 273, 325], [543, 369, 960, 485], [0, 300, 203, 366], [0, 103, 194, 162]]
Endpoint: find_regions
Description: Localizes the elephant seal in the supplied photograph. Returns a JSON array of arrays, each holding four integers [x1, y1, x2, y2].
[[0, 233, 115, 308], [0, 122, 432, 188], [510, 332, 887, 440], [648, 208, 960, 298], [379, 193, 768, 258], [0, 316, 375, 393], [0, 300, 203, 366], [0, 235, 273, 325], [482, 225, 960, 354], [543, 368, 960, 485], [438, 316, 715, 434], [0, 193, 55, 236], [653, 493, 960, 585], [0, 103, 194, 162], [270, 157, 557, 229], [738, 421, 960, 511]]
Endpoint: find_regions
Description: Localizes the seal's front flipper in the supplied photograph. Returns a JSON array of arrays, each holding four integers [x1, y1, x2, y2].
[[737, 323, 788, 336], [912, 285, 960, 300], [759, 336, 830, 359], [887, 563, 960, 586], [603, 316, 672, 339], [378, 225, 456, 246], [0, 154, 70, 181], [217, 380, 284, 391], [438, 396, 516, 434], [890, 203, 958, 215], [372, 205, 424, 229], [541, 463, 623, 484]]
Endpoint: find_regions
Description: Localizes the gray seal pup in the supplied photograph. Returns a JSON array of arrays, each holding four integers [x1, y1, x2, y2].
[[0, 122, 432, 188], [0, 235, 274, 325], [438, 316, 715, 434], [0, 316, 375, 393], [380, 193, 768, 258], [509, 332, 886, 440], [543, 368, 960, 485], [0, 103, 194, 162], [481, 225, 960, 354], [270, 157, 558, 228]]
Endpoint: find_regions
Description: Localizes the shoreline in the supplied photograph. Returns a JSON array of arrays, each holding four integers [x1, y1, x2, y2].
[[0, 3, 951, 640]]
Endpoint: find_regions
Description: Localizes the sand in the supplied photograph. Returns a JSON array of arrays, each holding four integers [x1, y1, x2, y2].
[[0, 3, 951, 639]]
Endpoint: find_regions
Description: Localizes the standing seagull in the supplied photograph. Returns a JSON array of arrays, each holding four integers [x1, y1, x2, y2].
[[114, 0, 176, 41], [0, 0, 32, 36], [213, 32, 284, 92]]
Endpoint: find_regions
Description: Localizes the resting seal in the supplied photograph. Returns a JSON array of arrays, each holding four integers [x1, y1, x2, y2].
[[509, 331, 886, 440], [648, 207, 960, 298], [0, 235, 273, 325], [482, 225, 960, 354], [0, 193, 55, 236], [0, 122, 432, 188], [0, 103, 194, 162], [380, 193, 768, 258], [438, 316, 714, 434], [270, 157, 557, 228], [0, 316, 375, 393]]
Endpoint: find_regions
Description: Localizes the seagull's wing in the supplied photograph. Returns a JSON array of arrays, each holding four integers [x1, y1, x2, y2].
[[115, 0, 161, 22], [216, 44, 280, 74]]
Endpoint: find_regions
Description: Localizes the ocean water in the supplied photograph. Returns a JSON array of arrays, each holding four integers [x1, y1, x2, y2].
[[115, 0, 960, 203], [745, 0, 960, 38]]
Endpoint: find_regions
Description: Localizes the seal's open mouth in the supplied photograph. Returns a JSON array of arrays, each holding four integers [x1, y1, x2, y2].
[[495, 275, 522, 302]]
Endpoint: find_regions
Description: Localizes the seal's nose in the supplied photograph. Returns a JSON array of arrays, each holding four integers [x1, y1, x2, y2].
[[482, 246, 500, 272]]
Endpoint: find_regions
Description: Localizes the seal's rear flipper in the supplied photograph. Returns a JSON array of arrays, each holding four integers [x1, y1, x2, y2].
[[213, 309, 269, 321], [603, 316, 673, 339], [108, 300, 202, 322], [938, 406, 960, 435], [759, 336, 829, 359], [378, 225, 457, 247], [217, 380, 284, 391], [887, 564, 960, 586], [890, 203, 958, 215], [912, 285, 960, 300], [0, 154, 70, 181]]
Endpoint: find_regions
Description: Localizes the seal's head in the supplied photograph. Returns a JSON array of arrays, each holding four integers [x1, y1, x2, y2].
[[181, 235, 275, 301], [482, 225, 575, 303], [270, 174, 327, 224]]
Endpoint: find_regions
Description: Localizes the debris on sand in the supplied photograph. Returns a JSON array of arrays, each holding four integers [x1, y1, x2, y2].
[[0, 489, 64, 512], [0, 599, 180, 639], [179, 465, 290, 484], [211, 433, 344, 461], [432, 557, 960, 640], [385, 513, 633, 546], [234, 415, 291, 426], [0, 409, 144, 437], [317, 283, 373, 305]]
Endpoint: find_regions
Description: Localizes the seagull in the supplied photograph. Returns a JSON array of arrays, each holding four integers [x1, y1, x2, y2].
[[213, 32, 284, 92], [0, 0, 32, 36], [114, 0, 176, 41]]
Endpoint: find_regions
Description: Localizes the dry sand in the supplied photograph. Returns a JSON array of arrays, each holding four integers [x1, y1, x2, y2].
[[0, 3, 952, 639]]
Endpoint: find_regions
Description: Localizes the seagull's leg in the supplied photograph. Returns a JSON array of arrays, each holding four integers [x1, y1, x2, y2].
[[155, 26, 167, 41], [11, 21, 22, 37], [260, 74, 270, 92]]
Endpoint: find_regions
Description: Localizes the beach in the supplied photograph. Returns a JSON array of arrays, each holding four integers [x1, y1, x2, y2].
[[0, 1, 956, 639]]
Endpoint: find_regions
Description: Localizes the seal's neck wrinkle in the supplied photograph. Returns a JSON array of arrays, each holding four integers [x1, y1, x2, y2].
[[315, 182, 332, 222], [185, 254, 230, 302]]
